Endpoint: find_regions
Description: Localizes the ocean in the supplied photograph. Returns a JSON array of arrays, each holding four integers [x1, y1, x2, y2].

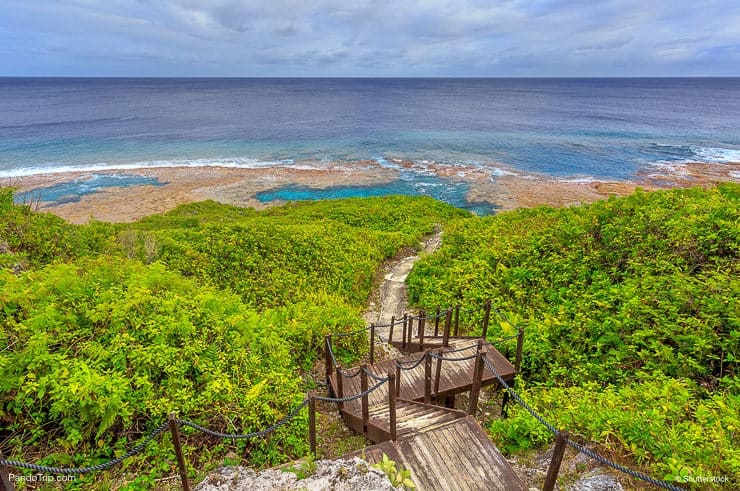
[[2, 77, 739, 211]]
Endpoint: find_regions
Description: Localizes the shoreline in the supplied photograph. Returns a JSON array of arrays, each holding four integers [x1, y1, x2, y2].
[[4, 159, 739, 224]]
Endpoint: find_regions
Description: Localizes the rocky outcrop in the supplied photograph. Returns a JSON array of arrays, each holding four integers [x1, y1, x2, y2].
[[195, 457, 399, 491]]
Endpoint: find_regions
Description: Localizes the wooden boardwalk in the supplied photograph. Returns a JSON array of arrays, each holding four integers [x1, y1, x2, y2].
[[329, 336, 524, 490], [329, 339, 516, 422], [348, 416, 525, 491]]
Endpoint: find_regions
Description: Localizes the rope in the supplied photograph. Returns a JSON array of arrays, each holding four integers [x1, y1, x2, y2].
[[395, 353, 427, 370], [0, 421, 170, 475], [566, 440, 684, 491], [489, 304, 523, 332], [338, 366, 363, 379], [178, 399, 309, 439], [362, 366, 391, 382], [315, 379, 387, 403], [490, 333, 519, 344], [482, 357, 559, 434], [481, 357, 684, 490], [428, 351, 479, 362], [372, 318, 404, 328], [443, 341, 482, 353], [326, 341, 338, 368]]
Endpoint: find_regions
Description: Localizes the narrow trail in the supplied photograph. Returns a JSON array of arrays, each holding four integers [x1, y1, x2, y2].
[[363, 229, 442, 333], [358, 229, 626, 491]]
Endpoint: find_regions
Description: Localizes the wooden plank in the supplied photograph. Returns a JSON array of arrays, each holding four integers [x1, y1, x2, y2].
[[460, 417, 525, 490], [332, 336, 524, 491], [397, 435, 452, 491], [439, 424, 491, 484], [420, 426, 474, 491]]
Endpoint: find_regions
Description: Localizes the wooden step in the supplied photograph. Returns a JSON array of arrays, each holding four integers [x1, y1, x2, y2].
[[344, 416, 526, 490], [367, 399, 467, 441]]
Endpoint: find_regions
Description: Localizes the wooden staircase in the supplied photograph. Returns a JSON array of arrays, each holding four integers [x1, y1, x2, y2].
[[326, 331, 525, 490], [368, 399, 467, 442]]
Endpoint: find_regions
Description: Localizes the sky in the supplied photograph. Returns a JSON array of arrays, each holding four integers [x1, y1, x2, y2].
[[1, 0, 739, 77]]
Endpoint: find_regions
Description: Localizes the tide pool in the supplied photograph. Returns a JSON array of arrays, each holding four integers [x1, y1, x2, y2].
[[14, 174, 164, 206], [255, 175, 497, 215]]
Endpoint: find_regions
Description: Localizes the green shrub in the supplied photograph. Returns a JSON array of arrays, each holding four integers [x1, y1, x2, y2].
[[408, 185, 739, 484]]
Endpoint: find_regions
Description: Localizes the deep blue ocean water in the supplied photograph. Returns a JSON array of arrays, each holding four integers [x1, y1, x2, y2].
[[2, 78, 739, 210]]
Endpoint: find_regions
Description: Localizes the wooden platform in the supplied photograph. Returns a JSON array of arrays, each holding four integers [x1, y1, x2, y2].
[[327, 336, 523, 490], [389, 335, 482, 353], [347, 416, 525, 491], [329, 339, 516, 422]]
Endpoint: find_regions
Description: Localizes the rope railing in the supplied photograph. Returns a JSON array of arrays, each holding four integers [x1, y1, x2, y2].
[[436, 340, 481, 353], [481, 357, 684, 491], [326, 338, 339, 368], [0, 422, 171, 475], [361, 366, 391, 382], [0, 373, 390, 489], [338, 366, 363, 379], [0, 397, 311, 476], [428, 351, 479, 362], [395, 353, 428, 370], [408, 311, 446, 321], [4, 298, 679, 490], [315, 379, 388, 403], [489, 303, 522, 331], [490, 332, 520, 344], [177, 399, 310, 439]]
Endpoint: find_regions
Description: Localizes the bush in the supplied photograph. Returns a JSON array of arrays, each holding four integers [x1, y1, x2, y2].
[[408, 185, 739, 484]]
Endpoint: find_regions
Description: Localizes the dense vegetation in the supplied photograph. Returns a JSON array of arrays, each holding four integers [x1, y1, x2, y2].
[[0, 190, 467, 489], [407, 184, 739, 486], [3, 184, 737, 488]]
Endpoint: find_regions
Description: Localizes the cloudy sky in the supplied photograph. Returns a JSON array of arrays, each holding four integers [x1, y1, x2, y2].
[[1, 0, 739, 77]]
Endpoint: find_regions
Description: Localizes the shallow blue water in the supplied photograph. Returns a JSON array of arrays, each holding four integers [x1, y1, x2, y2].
[[1, 78, 739, 211], [13, 174, 163, 205], [255, 175, 498, 216]]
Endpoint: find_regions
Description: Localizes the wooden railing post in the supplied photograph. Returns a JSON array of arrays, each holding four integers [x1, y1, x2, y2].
[[469, 348, 486, 417], [407, 315, 413, 348], [0, 450, 15, 491], [388, 371, 397, 441], [503, 327, 525, 417], [434, 306, 441, 336], [335, 364, 344, 411], [360, 364, 369, 432], [453, 304, 460, 336], [442, 309, 452, 348], [418, 311, 425, 351], [395, 363, 402, 396], [424, 353, 432, 404], [543, 431, 569, 491], [388, 316, 395, 344], [370, 323, 375, 364], [309, 397, 317, 457], [482, 299, 491, 339], [433, 348, 445, 403], [168, 413, 191, 491], [401, 314, 408, 349], [324, 334, 333, 384]]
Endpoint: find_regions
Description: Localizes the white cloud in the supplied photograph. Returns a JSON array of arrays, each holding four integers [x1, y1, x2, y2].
[[0, 0, 738, 75]]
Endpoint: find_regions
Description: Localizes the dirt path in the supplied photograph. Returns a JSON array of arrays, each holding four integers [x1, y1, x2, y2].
[[359, 229, 627, 491], [363, 229, 442, 334]]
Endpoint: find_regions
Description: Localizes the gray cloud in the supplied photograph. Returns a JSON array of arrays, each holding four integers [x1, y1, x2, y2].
[[0, 0, 739, 76]]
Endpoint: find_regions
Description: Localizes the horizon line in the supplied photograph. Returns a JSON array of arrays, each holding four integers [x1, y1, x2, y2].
[[2, 75, 740, 80]]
